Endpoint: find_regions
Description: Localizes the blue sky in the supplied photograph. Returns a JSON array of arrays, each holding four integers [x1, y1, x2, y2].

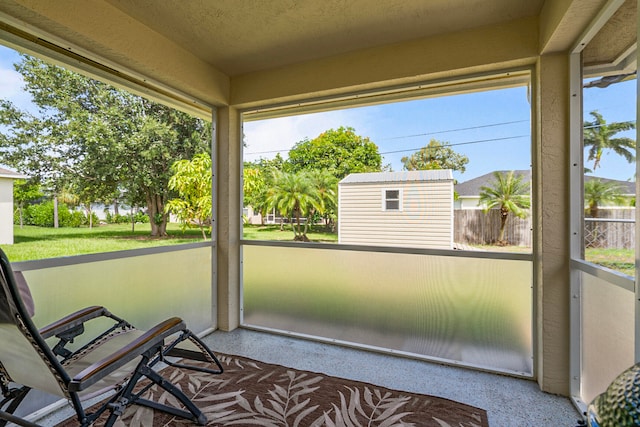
[[245, 79, 637, 183], [244, 87, 533, 182], [0, 46, 32, 112], [1, 44, 637, 183]]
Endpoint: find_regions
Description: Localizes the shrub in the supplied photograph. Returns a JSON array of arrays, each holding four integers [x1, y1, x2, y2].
[[104, 210, 148, 224], [63, 210, 86, 228], [21, 201, 95, 228], [105, 211, 131, 224], [133, 211, 149, 223], [115, 214, 131, 224], [23, 201, 71, 227], [90, 212, 99, 226], [13, 208, 21, 225]]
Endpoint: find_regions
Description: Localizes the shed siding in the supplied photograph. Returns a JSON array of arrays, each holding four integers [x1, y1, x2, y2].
[[0, 179, 14, 245], [339, 180, 453, 249]]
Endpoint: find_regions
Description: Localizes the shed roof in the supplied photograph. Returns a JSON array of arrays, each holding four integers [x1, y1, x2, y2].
[[340, 170, 453, 185], [0, 167, 27, 180]]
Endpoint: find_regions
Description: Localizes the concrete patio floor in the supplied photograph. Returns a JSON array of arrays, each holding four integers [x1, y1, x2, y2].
[[203, 328, 582, 427], [35, 327, 582, 426]]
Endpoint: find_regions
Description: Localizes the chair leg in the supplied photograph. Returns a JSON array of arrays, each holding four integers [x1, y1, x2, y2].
[[0, 387, 35, 427], [102, 360, 148, 427], [0, 411, 41, 427], [134, 365, 207, 425], [162, 330, 224, 375], [102, 351, 207, 426]]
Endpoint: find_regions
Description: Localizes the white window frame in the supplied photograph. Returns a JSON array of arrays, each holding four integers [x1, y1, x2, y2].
[[382, 188, 402, 212]]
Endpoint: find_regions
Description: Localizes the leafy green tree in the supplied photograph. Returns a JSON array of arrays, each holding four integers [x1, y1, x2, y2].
[[265, 171, 322, 241], [0, 99, 69, 227], [166, 153, 212, 239], [401, 139, 469, 173], [13, 179, 43, 228], [584, 110, 635, 171], [286, 126, 382, 179], [243, 167, 266, 219], [243, 154, 285, 224], [584, 179, 625, 218], [479, 171, 531, 244], [0, 55, 210, 236]]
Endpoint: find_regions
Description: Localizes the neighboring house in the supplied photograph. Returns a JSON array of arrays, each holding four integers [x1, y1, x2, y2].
[[0, 167, 28, 245], [243, 206, 280, 225], [338, 170, 454, 249], [454, 170, 531, 210], [454, 170, 635, 209], [583, 175, 636, 207]]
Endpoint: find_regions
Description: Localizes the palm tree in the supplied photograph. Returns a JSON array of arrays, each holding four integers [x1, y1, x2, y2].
[[479, 171, 531, 244], [583, 110, 635, 171], [306, 170, 338, 232], [584, 179, 624, 218], [266, 171, 322, 241]]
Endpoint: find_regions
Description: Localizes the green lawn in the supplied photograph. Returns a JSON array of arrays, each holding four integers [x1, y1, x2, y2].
[[2, 224, 634, 277], [585, 248, 635, 277], [2, 224, 338, 261], [3, 224, 206, 261], [242, 224, 338, 243], [472, 244, 634, 277]]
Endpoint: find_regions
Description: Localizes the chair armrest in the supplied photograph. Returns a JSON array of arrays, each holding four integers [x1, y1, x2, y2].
[[39, 306, 108, 339], [68, 317, 186, 392]]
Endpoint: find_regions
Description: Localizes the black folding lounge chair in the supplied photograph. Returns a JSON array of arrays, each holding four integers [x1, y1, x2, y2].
[[0, 248, 223, 427]]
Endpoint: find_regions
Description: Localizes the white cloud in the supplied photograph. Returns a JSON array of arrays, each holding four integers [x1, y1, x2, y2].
[[0, 67, 23, 97], [0, 64, 36, 112], [242, 109, 372, 163], [0, 46, 36, 111]]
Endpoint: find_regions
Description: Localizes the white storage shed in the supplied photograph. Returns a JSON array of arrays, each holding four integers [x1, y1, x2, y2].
[[0, 167, 27, 245], [338, 170, 454, 249]]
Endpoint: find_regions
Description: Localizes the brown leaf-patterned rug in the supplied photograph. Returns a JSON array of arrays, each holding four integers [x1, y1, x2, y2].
[[58, 353, 488, 426]]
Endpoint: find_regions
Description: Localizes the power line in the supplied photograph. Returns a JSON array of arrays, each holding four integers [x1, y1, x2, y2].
[[377, 119, 529, 141], [379, 135, 529, 155], [584, 120, 636, 130], [245, 119, 530, 156], [244, 118, 636, 157], [245, 148, 289, 156]]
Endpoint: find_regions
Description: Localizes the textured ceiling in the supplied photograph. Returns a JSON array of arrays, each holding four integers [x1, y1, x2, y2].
[[583, 0, 636, 70], [106, 0, 545, 76], [0, 0, 634, 109]]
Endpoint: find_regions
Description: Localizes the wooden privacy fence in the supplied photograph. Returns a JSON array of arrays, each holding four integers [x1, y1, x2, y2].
[[454, 209, 532, 246], [455, 208, 635, 249], [584, 209, 635, 249]]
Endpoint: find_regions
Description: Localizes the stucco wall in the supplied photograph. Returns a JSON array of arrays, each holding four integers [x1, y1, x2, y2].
[[455, 196, 483, 210], [232, 17, 538, 109], [535, 53, 571, 395]]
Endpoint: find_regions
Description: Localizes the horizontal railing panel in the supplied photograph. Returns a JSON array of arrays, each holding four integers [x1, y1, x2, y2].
[[16, 245, 214, 334], [8, 244, 215, 419], [579, 270, 634, 405], [571, 258, 634, 292], [242, 243, 533, 375]]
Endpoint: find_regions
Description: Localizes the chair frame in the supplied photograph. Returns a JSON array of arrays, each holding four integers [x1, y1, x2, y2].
[[0, 249, 223, 427]]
